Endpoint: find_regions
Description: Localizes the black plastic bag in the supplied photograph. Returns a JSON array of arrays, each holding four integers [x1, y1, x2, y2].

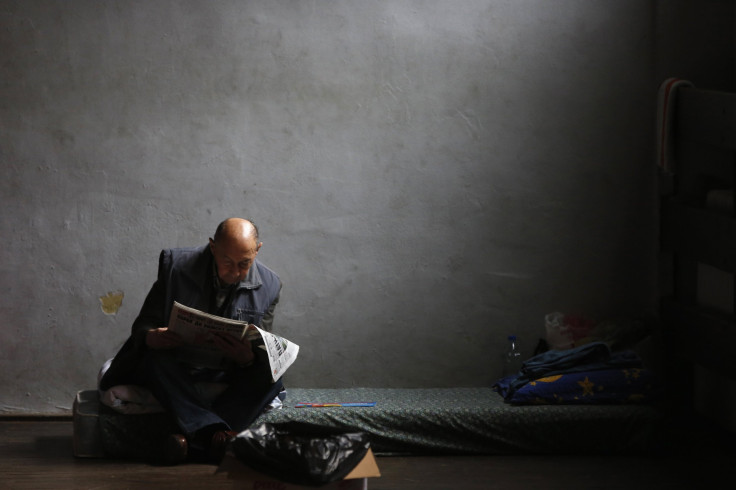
[[231, 421, 370, 486]]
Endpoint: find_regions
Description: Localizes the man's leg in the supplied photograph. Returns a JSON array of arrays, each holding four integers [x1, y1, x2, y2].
[[213, 363, 285, 432], [140, 350, 227, 435]]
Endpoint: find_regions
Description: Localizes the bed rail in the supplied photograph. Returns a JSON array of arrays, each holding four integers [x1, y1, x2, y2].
[[661, 297, 736, 378], [676, 88, 736, 151], [660, 200, 736, 273]]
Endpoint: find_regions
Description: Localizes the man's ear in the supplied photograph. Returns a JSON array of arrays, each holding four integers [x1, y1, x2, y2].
[[209, 238, 216, 253], [256, 241, 263, 253]]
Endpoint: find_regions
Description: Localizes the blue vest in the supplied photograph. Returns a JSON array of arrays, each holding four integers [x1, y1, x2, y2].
[[160, 245, 281, 328]]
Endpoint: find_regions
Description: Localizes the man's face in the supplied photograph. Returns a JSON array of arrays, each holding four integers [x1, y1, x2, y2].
[[209, 236, 260, 286]]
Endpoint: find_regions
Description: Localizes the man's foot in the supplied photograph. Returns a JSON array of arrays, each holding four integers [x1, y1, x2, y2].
[[162, 433, 188, 465], [208, 430, 238, 463]]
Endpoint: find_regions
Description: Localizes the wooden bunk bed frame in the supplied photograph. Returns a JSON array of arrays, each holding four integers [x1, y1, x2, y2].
[[660, 87, 736, 417]]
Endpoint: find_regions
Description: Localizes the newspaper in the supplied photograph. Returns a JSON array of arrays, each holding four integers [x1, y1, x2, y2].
[[167, 301, 299, 381]]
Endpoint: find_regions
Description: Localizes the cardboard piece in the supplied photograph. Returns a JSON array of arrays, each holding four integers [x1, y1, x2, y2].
[[218, 447, 380, 489]]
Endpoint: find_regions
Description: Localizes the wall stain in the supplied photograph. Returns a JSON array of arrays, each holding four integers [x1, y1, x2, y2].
[[99, 291, 124, 315]]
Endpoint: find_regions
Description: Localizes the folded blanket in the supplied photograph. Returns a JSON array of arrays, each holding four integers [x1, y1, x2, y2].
[[493, 342, 643, 400], [100, 385, 165, 414]]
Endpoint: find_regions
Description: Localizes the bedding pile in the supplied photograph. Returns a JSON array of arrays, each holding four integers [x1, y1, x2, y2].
[[493, 342, 662, 405]]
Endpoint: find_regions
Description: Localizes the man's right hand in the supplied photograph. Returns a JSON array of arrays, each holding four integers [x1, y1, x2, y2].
[[145, 328, 184, 349]]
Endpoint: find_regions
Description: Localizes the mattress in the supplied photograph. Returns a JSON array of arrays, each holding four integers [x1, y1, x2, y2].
[[254, 387, 662, 455]]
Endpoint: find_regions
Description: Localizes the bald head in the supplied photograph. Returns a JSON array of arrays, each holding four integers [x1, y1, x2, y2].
[[209, 218, 262, 285], [213, 218, 259, 246]]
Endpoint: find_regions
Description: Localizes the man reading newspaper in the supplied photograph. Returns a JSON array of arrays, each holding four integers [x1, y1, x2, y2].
[[99, 218, 287, 465]]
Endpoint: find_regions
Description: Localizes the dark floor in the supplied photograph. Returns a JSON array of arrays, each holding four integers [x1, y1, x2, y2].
[[1, 419, 734, 489]]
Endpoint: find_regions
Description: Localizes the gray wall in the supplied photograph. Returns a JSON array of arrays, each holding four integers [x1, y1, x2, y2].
[[0, 0, 721, 415]]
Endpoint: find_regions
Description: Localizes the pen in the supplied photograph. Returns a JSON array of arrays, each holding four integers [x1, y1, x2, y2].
[[294, 402, 376, 408]]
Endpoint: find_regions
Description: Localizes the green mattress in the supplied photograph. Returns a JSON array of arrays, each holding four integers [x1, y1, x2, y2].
[[254, 387, 662, 455]]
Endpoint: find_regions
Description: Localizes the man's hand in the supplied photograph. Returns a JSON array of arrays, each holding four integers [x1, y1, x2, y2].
[[212, 332, 255, 366], [145, 328, 184, 350]]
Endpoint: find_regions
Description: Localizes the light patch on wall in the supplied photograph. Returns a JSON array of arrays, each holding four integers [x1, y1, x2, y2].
[[99, 291, 124, 315]]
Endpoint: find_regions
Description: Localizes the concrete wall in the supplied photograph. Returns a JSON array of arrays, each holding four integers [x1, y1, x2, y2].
[[1, 0, 666, 414]]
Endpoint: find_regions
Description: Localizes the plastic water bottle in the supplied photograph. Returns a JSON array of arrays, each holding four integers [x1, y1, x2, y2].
[[504, 335, 523, 377]]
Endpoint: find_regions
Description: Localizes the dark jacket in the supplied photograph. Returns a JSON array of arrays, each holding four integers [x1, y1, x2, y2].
[[99, 245, 281, 391]]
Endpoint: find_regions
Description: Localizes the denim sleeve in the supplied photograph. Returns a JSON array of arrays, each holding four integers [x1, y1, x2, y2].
[[258, 284, 281, 332], [129, 249, 170, 350]]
